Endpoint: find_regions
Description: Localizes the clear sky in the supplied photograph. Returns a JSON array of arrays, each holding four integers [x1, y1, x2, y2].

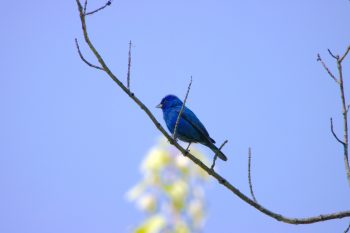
[[1, 0, 350, 232]]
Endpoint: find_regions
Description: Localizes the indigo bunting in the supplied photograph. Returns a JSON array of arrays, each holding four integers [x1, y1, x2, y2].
[[157, 95, 227, 161]]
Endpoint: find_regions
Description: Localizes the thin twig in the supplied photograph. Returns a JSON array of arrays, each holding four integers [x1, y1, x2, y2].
[[173, 76, 192, 139], [328, 49, 339, 60], [330, 118, 345, 145], [85, 0, 112, 16], [345, 223, 350, 233], [317, 54, 339, 83], [127, 40, 132, 90], [76, 0, 350, 224], [248, 147, 257, 203], [83, 0, 87, 14], [75, 38, 103, 70], [339, 46, 350, 63], [211, 140, 228, 170]]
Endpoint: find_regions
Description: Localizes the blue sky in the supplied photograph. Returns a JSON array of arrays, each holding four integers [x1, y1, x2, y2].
[[1, 0, 350, 232]]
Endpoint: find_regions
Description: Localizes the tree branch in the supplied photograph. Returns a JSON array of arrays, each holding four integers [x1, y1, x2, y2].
[[83, 0, 87, 14], [328, 49, 339, 60], [320, 46, 350, 186], [75, 38, 103, 70], [339, 46, 350, 63], [345, 222, 350, 233], [85, 0, 112, 16], [336, 48, 350, 186], [127, 40, 132, 90], [75, 0, 350, 224], [330, 118, 346, 145], [248, 147, 257, 203], [317, 54, 339, 83]]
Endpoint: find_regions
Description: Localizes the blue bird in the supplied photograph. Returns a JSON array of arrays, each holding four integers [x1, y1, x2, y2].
[[157, 95, 227, 161]]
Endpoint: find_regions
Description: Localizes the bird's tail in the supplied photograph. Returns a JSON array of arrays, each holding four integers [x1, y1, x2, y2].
[[207, 142, 228, 161]]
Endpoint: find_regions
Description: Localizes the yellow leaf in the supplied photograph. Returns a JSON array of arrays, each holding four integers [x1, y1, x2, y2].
[[141, 147, 170, 173], [134, 215, 165, 233]]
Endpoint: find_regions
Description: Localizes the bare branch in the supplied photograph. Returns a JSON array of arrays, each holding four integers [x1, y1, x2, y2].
[[335, 46, 350, 186], [83, 0, 87, 14], [75, 38, 103, 70], [328, 49, 339, 60], [173, 76, 193, 139], [317, 54, 339, 83], [76, 0, 350, 224], [76, 0, 130, 95], [85, 0, 112, 16], [211, 140, 228, 170], [339, 46, 350, 63], [248, 147, 257, 203], [330, 118, 345, 145], [127, 40, 132, 90], [320, 46, 350, 186], [345, 223, 350, 233]]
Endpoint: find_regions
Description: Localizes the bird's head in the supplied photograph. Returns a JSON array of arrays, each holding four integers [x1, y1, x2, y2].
[[156, 95, 183, 110]]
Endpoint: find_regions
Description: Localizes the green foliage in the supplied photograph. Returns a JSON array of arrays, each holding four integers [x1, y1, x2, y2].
[[126, 138, 210, 233]]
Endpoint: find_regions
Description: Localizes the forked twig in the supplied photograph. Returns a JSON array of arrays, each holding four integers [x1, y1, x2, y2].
[[317, 54, 338, 83], [85, 0, 112, 16], [319, 47, 350, 186], [75, 38, 103, 70]]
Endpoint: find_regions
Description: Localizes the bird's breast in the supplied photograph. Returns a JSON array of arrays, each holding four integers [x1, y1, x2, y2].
[[162, 109, 179, 133]]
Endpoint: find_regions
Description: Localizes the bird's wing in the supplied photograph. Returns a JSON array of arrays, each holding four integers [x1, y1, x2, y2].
[[173, 106, 227, 161], [175, 106, 213, 144]]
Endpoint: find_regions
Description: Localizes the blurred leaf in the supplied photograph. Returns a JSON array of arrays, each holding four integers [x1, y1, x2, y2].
[[141, 147, 170, 173], [134, 215, 165, 233], [126, 182, 146, 201], [166, 180, 188, 201], [174, 222, 190, 233], [174, 156, 190, 176], [137, 194, 157, 213], [129, 137, 209, 232], [188, 199, 204, 227]]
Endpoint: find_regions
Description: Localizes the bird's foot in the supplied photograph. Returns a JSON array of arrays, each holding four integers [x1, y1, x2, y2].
[[185, 143, 192, 152]]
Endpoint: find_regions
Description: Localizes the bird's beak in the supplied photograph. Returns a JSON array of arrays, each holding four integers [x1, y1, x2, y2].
[[156, 103, 162, 108]]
